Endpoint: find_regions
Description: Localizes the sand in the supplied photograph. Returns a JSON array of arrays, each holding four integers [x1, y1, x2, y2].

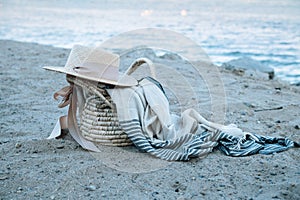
[[0, 40, 299, 199]]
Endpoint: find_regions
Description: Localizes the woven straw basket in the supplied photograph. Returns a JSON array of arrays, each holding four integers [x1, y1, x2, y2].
[[68, 58, 156, 146]]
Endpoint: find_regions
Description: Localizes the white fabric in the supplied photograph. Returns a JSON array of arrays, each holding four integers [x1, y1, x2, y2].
[[107, 79, 224, 160], [108, 80, 199, 140]]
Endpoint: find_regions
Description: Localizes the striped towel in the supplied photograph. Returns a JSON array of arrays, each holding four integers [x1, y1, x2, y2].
[[218, 132, 299, 156], [107, 78, 298, 161]]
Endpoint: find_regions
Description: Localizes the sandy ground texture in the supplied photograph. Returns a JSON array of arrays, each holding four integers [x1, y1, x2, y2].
[[1, 40, 300, 199]]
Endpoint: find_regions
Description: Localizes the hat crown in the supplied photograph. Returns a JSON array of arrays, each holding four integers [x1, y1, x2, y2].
[[43, 45, 137, 86], [83, 47, 119, 69], [65, 45, 119, 72], [64, 45, 93, 70]]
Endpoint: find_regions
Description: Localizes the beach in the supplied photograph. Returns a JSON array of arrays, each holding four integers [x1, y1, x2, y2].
[[0, 40, 299, 199]]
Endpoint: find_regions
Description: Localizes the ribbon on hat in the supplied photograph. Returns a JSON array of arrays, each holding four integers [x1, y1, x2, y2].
[[53, 85, 73, 108], [47, 84, 100, 152]]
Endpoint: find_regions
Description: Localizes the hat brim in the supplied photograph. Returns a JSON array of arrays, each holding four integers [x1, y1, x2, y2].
[[43, 66, 137, 87]]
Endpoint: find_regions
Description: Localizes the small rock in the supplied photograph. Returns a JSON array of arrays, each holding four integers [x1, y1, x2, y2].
[[275, 87, 281, 91], [56, 145, 64, 149], [244, 102, 256, 108], [290, 183, 296, 187], [32, 150, 38, 154], [86, 185, 96, 191], [200, 191, 206, 196], [294, 125, 299, 130], [276, 125, 281, 129], [50, 195, 55, 200], [275, 90, 281, 94], [232, 69, 245, 76], [172, 181, 180, 188], [240, 111, 247, 116], [270, 172, 277, 176], [281, 191, 289, 196], [0, 139, 9, 144], [242, 118, 248, 122], [15, 143, 22, 148], [0, 176, 8, 180]]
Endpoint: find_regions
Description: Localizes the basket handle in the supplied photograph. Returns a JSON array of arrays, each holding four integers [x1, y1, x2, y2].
[[125, 58, 156, 79]]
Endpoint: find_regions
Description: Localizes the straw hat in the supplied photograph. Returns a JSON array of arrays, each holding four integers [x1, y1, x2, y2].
[[43, 45, 137, 86]]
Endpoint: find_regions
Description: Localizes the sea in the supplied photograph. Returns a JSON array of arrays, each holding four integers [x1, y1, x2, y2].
[[0, 0, 299, 84]]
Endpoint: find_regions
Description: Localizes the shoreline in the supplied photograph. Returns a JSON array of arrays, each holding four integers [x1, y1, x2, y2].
[[0, 40, 299, 199], [3, 38, 299, 86]]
